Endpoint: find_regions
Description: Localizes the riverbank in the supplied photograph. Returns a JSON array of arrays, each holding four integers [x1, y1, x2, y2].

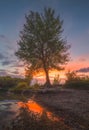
[[35, 89, 89, 130]]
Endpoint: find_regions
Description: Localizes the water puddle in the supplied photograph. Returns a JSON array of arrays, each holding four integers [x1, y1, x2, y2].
[[0, 99, 71, 130], [18, 100, 63, 122], [0, 100, 19, 111]]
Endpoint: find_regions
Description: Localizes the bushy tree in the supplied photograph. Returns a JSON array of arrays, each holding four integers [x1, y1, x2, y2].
[[53, 75, 60, 85], [66, 71, 77, 81], [16, 8, 70, 87]]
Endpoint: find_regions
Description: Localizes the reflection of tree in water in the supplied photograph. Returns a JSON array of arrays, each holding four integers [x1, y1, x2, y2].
[[3, 105, 71, 130]]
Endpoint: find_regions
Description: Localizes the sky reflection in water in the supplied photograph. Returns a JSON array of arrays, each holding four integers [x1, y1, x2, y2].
[[18, 100, 63, 122]]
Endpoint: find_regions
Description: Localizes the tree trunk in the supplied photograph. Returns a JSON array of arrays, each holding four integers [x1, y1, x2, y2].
[[44, 68, 51, 87]]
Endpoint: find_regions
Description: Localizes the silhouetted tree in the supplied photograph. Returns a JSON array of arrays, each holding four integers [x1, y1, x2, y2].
[[16, 8, 70, 87]]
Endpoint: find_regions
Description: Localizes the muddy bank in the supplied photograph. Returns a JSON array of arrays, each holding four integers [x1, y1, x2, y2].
[[35, 89, 89, 130]]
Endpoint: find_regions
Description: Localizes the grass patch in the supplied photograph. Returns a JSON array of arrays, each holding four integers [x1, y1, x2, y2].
[[64, 81, 89, 90]]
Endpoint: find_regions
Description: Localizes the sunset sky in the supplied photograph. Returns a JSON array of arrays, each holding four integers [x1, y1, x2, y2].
[[0, 0, 89, 81]]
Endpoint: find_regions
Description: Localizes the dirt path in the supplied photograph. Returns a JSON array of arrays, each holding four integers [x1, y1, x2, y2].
[[35, 89, 89, 130]]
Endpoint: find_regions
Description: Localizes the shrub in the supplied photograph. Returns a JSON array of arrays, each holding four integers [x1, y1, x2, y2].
[[32, 83, 41, 90], [16, 82, 28, 89], [11, 82, 28, 93], [27, 83, 43, 91], [0, 76, 30, 91], [53, 75, 60, 85]]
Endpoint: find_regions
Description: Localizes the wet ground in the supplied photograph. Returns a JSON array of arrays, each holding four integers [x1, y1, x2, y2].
[[0, 89, 89, 130], [35, 89, 89, 130], [0, 99, 71, 130]]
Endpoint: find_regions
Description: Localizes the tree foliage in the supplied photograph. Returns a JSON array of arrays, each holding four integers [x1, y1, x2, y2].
[[16, 8, 70, 86]]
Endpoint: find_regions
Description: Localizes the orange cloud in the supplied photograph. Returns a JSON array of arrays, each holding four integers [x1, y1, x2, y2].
[[66, 57, 89, 71]]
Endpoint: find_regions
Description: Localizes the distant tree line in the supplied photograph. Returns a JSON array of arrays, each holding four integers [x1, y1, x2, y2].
[[0, 76, 29, 91], [65, 71, 89, 89]]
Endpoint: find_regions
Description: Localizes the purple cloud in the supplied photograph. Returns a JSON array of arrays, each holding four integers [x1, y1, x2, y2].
[[76, 67, 89, 73], [1, 60, 15, 66], [11, 62, 24, 68], [0, 69, 23, 78], [0, 53, 6, 60], [11, 70, 20, 75], [0, 69, 9, 76]]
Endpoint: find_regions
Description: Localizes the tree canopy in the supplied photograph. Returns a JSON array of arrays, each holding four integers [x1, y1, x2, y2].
[[16, 7, 70, 87]]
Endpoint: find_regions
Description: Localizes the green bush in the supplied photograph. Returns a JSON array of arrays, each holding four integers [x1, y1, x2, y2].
[[27, 83, 43, 91], [0, 76, 30, 91], [16, 82, 28, 89], [53, 75, 60, 85], [10, 82, 42, 93], [11, 82, 29, 93], [65, 80, 89, 89], [32, 83, 41, 90]]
